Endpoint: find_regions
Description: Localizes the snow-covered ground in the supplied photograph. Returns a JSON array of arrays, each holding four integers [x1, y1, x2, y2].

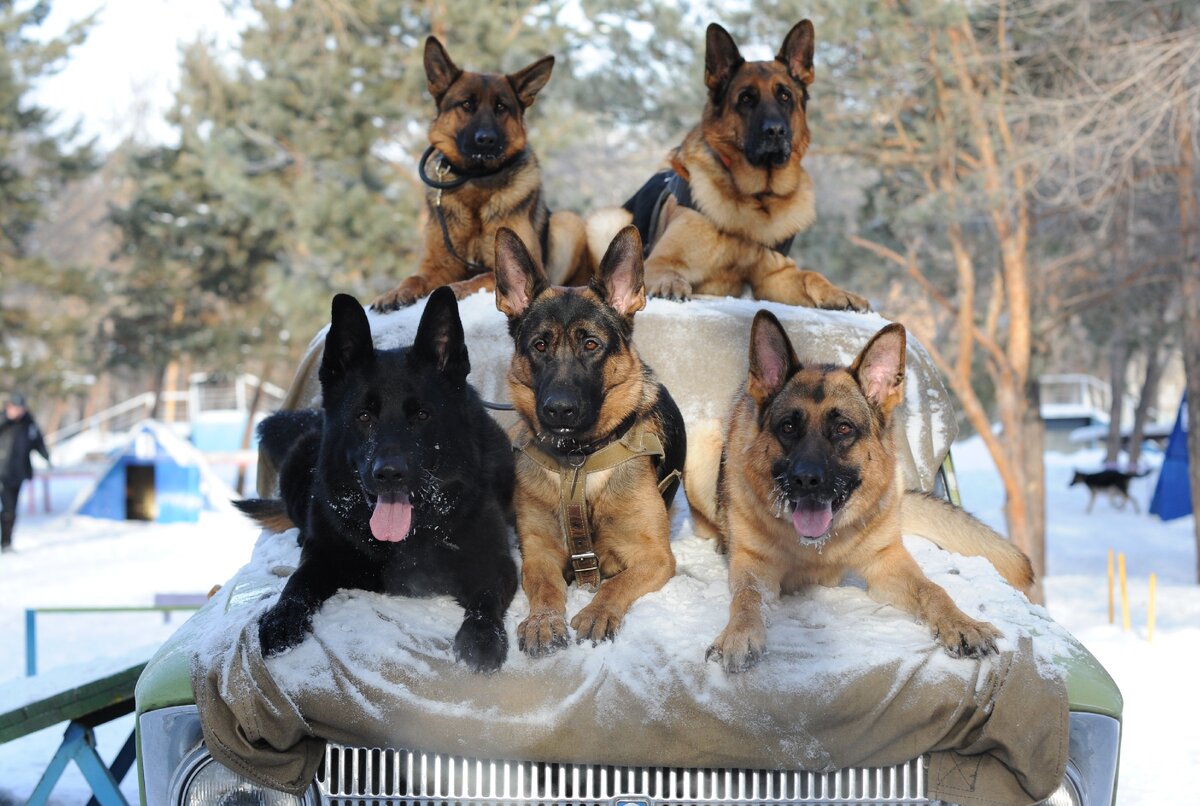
[[0, 438, 1195, 804]]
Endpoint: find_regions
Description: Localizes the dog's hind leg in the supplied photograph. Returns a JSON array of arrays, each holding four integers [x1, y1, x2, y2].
[[1127, 492, 1141, 514], [1086, 489, 1096, 513]]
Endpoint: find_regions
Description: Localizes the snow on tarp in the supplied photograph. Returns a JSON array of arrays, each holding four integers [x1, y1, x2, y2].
[[188, 494, 1075, 804]]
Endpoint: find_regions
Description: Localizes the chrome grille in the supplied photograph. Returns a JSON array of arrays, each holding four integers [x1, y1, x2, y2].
[[315, 745, 934, 804]]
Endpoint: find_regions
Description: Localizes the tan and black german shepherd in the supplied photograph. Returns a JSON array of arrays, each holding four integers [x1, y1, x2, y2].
[[587, 21, 867, 311], [373, 37, 590, 311], [494, 225, 686, 657], [690, 313, 1033, 673]]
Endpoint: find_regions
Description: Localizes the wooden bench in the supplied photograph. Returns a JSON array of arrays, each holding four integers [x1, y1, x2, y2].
[[0, 654, 149, 806]]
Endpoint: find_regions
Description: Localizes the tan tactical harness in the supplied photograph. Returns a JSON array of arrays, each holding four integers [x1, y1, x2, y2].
[[516, 421, 680, 590]]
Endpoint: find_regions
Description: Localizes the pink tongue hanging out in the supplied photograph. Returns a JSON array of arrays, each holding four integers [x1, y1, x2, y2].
[[369, 494, 413, 542], [792, 501, 833, 539]]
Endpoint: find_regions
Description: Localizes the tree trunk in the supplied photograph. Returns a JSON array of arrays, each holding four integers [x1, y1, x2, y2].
[[1022, 382, 1047, 603], [150, 363, 168, 421], [1174, 78, 1200, 584], [235, 360, 274, 496], [1104, 334, 1129, 466], [1127, 345, 1165, 470]]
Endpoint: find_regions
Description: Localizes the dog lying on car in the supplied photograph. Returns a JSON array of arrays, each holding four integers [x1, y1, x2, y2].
[[493, 225, 686, 657], [689, 312, 1033, 672], [372, 37, 590, 311], [237, 290, 518, 672], [588, 20, 867, 311]]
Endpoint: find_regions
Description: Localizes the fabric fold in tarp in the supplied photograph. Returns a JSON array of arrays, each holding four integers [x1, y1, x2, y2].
[[190, 530, 1069, 805]]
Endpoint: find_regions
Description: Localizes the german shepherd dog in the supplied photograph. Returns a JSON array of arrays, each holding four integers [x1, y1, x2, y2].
[[691, 313, 1033, 672], [372, 37, 590, 311], [236, 290, 518, 672], [493, 225, 686, 657], [587, 21, 867, 311], [1070, 468, 1147, 513]]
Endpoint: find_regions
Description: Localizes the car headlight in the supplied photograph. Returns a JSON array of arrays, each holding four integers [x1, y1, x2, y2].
[[1036, 712, 1121, 806], [1038, 765, 1084, 806], [171, 747, 316, 806]]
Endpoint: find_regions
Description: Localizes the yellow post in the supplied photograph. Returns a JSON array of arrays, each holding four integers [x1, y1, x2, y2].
[[1148, 573, 1157, 644], [1119, 553, 1130, 631], [1107, 549, 1115, 625]]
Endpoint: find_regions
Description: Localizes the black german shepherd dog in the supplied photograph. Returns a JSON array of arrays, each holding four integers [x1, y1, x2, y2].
[[236, 289, 518, 672]]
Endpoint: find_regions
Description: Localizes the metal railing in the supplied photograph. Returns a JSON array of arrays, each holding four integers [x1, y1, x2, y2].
[[23, 605, 203, 676]]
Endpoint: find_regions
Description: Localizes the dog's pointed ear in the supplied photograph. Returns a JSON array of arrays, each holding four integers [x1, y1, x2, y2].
[[594, 226, 646, 318], [494, 227, 548, 318], [424, 36, 462, 104], [320, 294, 374, 390], [508, 55, 555, 108], [705, 23, 744, 97], [776, 20, 815, 86], [748, 310, 798, 405], [851, 323, 906, 415], [413, 286, 470, 386]]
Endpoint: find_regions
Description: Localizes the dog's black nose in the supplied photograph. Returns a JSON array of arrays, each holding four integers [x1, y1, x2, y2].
[[372, 456, 408, 486], [789, 462, 825, 491], [540, 392, 583, 429], [474, 128, 498, 148], [762, 119, 788, 141]]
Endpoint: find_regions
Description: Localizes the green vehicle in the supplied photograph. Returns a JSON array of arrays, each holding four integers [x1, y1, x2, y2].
[[135, 300, 1121, 806]]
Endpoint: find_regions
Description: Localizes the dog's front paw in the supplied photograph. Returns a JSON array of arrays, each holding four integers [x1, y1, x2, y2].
[[816, 286, 870, 312], [371, 277, 426, 312], [934, 615, 1002, 659], [517, 611, 570, 658], [570, 602, 622, 646], [454, 614, 509, 673], [258, 598, 314, 658], [646, 271, 693, 301], [705, 624, 766, 673]]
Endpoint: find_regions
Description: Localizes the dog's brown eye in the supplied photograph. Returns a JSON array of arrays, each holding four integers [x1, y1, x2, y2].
[[776, 87, 792, 104], [357, 410, 371, 423], [462, 98, 475, 112], [533, 339, 548, 353], [780, 421, 795, 435], [416, 409, 430, 421], [836, 422, 854, 436], [583, 338, 600, 352], [494, 101, 506, 114], [738, 89, 755, 107]]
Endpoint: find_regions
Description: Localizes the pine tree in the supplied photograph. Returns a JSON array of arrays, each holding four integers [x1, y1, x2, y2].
[[0, 0, 98, 398]]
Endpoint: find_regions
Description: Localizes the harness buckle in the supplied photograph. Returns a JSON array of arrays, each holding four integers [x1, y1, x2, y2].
[[571, 551, 601, 591]]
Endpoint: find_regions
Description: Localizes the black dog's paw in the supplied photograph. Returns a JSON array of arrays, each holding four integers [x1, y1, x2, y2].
[[258, 598, 314, 658], [453, 615, 508, 673]]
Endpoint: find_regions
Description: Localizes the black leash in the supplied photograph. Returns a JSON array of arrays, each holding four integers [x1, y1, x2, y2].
[[415, 146, 521, 411], [419, 147, 491, 277], [418, 146, 534, 278]]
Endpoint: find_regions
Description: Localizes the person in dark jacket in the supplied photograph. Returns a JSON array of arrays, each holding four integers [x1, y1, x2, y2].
[[1, 392, 50, 552]]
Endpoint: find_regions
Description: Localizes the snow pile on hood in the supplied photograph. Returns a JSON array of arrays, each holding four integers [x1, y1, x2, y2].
[[194, 499, 1076, 714]]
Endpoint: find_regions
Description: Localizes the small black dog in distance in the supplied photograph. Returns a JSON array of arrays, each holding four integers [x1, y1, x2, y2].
[[237, 289, 518, 672]]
